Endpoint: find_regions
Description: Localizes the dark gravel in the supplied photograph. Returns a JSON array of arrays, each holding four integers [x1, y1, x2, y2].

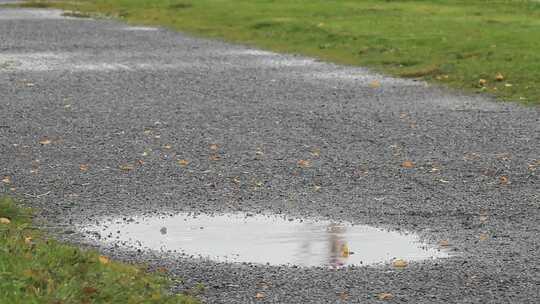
[[0, 7, 539, 304]]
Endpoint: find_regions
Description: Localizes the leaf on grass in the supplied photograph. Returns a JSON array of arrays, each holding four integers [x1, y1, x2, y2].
[[401, 161, 415, 169], [297, 159, 311, 168], [378, 293, 394, 300], [495, 72, 504, 81], [0, 217, 11, 224], [83, 287, 98, 295], [392, 259, 408, 268], [178, 159, 189, 167], [1, 176, 11, 184], [313, 185, 322, 191], [98, 255, 110, 265], [24, 236, 33, 244], [478, 79, 487, 86], [39, 138, 52, 145]]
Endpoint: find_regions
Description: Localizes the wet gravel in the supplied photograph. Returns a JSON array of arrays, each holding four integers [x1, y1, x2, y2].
[[0, 7, 539, 304]]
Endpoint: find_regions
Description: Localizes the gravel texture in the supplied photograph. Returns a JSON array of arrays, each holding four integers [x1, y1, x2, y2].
[[0, 7, 539, 304]]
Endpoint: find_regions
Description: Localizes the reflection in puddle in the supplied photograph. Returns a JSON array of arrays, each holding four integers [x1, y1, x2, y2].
[[81, 213, 449, 267]]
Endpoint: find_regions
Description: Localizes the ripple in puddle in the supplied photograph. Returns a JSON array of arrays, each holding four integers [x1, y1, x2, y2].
[[81, 213, 449, 268]]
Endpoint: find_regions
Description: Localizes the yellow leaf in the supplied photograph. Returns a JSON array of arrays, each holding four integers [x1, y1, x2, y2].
[[478, 79, 487, 86], [297, 159, 311, 168], [378, 293, 394, 300], [24, 236, 33, 244], [1, 176, 11, 184], [401, 161, 415, 169], [178, 159, 189, 167], [392, 259, 408, 268], [0, 217, 11, 224], [39, 138, 52, 145], [340, 244, 350, 257], [499, 176, 509, 185], [479, 233, 488, 241], [370, 80, 381, 88], [495, 72, 504, 81], [255, 292, 265, 299], [98, 255, 110, 265], [311, 148, 321, 157], [119, 164, 134, 171]]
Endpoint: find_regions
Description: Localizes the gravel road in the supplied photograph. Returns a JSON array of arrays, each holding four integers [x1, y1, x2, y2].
[[0, 7, 538, 303]]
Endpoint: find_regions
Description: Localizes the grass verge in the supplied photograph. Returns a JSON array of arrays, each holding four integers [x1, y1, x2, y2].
[[0, 196, 197, 304], [13, 0, 540, 106]]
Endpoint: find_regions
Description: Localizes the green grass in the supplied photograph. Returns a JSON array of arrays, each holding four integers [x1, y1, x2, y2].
[[0, 196, 198, 304], [14, 0, 540, 105]]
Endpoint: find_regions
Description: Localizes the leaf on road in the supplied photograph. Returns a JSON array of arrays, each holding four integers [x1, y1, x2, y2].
[[1, 176, 11, 184], [163, 144, 172, 150], [209, 144, 219, 151], [0, 217, 11, 224], [479, 233, 488, 241], [341, 244, 350, 257], [297, 159, 311, 168], [499, 176, 509, 185], [255, 292, 265, 299], [24, 236, 33, 244], [209, 154, 221, 161], [178, 159, 189, 167], [439, 240, 450, 247], [83, 287, 98, 295], [39, 138, 52, 145], [79, 164, 89, 172], [311, 148, 321, 157], [378, 293, 394, 300], [370, 80, 381, 88], [313, 185, 322, 191], [401, 160, 415, 169], [119, 164, 134, 171], [392, 259, 408, 268]]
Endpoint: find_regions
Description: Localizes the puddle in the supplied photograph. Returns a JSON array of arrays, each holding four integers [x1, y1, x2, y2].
[[81, 213, 449, 268]]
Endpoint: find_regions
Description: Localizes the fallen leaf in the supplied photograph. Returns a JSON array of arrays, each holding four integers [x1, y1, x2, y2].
[[311, 148, 321, 157], [392, 259, 408, 268], [83, 287, 98, 295], [297, 159, 311, 168], [209, 154, 221, 161], [163, 144, 172, 150], [378, 293, 394, 300], [119, 164, 134, 171], [24, 236, 33, 244], [314, 185, 322, 191], [504, 83, 512, 87], [79, 164, 89, 172], [255, 292, 265, 299], [178, 159, 189, 167], [209, 144, 219, 151], [495, 72, 504, 81], [439, 240, 450, 247], [499, 176, 509, 185], [0, 217, 11, 224], [341, 244, 350, 257], [157, 267, 168, 273], [1, 176, 11, 184], [98, 255, 110, 265], [254, 181, 263, 187], [479, 233, 488, 241], [339, 292, 349, 300], [370, 80, 381, 88], [39, 138, 52, 145], [401, 161, 415, 169], [478, 79, 487, 86], [479, 215, 488, 223]]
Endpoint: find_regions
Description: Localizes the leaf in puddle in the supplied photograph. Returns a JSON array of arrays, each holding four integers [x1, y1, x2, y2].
[[1, 176, 11, 184], [0, 217, 11, 224], [378, 293, 394, 300], [98, 255, 111, 265], [39, 138, 52, 145], [178, 159, 189, 167], [119, 164, 134, 171], [255, 292, 265, 299], [401, 161, 415, 169], [392, 259, 408, 268], [79, 164, 89, 172], [297, 159, 311, 168]]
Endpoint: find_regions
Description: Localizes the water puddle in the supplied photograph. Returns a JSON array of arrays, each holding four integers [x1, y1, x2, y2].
[[82, 213, 449, 268]]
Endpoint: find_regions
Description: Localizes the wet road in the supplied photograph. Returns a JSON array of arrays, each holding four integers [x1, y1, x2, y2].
[[0, 7, 539, 304]]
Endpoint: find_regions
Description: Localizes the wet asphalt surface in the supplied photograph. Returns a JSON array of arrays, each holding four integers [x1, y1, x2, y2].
[[0, 7, 539, 304]]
